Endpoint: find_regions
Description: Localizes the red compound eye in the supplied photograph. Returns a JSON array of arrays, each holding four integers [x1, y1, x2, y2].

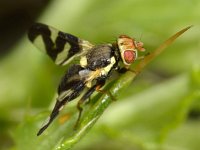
[[124, 50, 135, 64]]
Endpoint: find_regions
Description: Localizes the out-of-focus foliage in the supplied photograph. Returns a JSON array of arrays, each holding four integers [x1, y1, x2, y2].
[[0, 0, 199, 150]]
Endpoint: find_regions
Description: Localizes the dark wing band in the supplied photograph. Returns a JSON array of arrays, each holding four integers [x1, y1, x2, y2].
[[28, 23, 93, 65]]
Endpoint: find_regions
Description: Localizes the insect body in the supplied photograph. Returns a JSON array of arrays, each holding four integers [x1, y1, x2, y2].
[[28, 23, 145, 136]]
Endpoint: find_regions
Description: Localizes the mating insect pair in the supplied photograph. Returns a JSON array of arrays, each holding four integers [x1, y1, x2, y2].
[[28, 23, 146, 136]]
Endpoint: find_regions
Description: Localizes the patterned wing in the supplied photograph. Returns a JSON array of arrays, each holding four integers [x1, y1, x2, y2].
[[28, 23, 94, 65]]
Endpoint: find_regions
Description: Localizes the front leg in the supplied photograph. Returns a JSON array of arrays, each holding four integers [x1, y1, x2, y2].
[[117, 67, 129, 73], [117, 67, 138, 74]]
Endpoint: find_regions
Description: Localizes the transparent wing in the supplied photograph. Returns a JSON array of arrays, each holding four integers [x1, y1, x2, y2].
[[28, 23, 94, 65]]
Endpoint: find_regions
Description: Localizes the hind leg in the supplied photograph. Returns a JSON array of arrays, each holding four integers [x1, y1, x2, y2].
[[75, 79, 106, 128], [95, 84, 116, 101]]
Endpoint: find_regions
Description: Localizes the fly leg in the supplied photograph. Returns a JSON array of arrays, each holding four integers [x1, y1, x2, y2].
[[117, 67, 138, 74], [95, 84, 116, 101], [85, 96, 92, 105], [75, 84, 99, 129], [75, 79, 116, 129], [75, 79, 109, 129]]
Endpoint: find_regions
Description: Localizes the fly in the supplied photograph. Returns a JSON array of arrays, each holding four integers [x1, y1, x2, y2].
[[28, 23, 146, 136]]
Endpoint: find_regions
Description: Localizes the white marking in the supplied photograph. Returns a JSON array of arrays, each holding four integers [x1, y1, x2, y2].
[[59, 105, 64, 111], [50, 29, 59, 44], [80, 56, 87, 67], [101, 57, 116, 75], [86, 81, 92, 88], [34, 35, 46, 53], [55, 43, 71, 65], [58, 89, 74, 101], [40, 116, 51, 128], [79, 69, 94, 88], [79, 69, 91, 78], [79, 39, 94, 50]]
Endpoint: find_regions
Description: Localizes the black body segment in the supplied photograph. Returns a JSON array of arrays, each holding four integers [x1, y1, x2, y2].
[[86, 44, 113, 70], [58, 65, 85, 94], [37, 65, 86, 136]]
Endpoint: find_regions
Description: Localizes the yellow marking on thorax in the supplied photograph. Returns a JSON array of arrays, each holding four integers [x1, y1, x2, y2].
[[101, 56, 116, 76], [84, 57, 116, 88], [85, 69, 101, 88], [80, 56, 87, 67]]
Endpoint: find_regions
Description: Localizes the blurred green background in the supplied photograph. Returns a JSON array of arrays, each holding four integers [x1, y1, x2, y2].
[[0, 0, 199, 150]]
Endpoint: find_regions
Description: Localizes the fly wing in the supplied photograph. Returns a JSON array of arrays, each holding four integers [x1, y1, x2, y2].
[[37, 65, 89, 136], [28, 23, 94, 66]]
